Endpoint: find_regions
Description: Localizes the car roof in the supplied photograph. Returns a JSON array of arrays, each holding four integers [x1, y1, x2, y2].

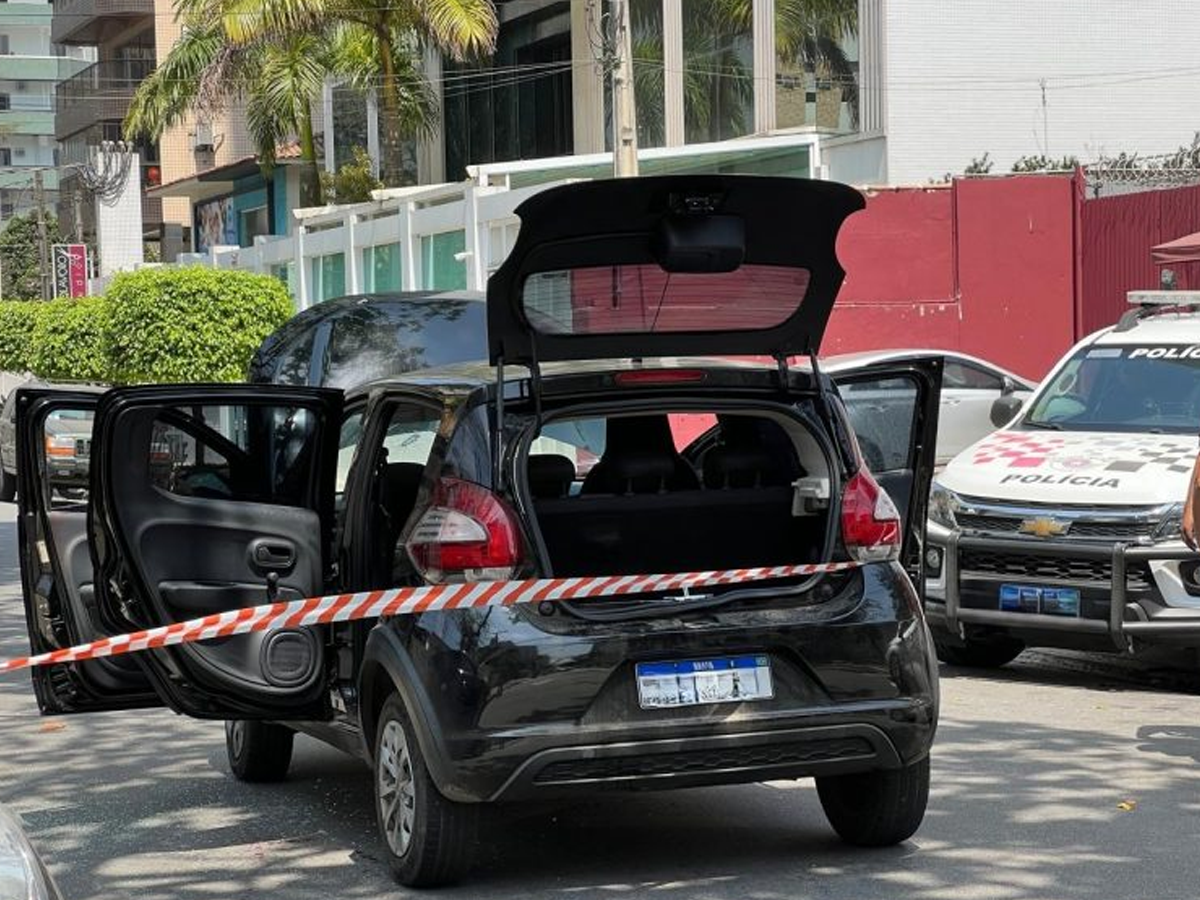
[[1091, 311, 1200, 345], [823, 348, 1033, 386]]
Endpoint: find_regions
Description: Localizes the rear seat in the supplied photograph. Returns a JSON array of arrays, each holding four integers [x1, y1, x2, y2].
[[533, 417, 818, 577]]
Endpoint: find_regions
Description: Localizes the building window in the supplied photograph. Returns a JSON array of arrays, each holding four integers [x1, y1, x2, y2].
[[238, 205, 269, 247], [419, 231, 466, 291], [0, 95, 9, 112], [310, 252, 346, 302], [776, 3, 859, 132], [0, 36, 9, 56], [0, 148, 12, 166], [363, 242, 402, 292], [631, 0, 665, 149], [682, 0, 753, 143], [443, 2, 572, 178]]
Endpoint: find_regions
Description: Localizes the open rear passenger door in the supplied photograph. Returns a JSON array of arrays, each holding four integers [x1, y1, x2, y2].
[[832, 359, 943, 585], [84, 385, 342, 720], [16, 388, 158, 713]]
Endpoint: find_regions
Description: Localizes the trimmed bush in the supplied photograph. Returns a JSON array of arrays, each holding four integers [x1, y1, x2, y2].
[[104, 267, 294, 383], [0, 301, 40, 372], [28, 297, 110, 382]]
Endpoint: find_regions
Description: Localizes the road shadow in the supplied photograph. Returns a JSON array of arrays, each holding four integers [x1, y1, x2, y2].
[[939, 646, 1200, 695]]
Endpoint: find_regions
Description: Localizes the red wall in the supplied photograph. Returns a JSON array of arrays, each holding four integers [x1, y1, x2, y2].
[[1079, 183, 1200, 334], [825, 177, 1078, 381]]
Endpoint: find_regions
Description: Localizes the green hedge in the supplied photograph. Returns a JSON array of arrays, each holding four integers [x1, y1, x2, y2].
[[105, 267, 294, 383], [28, 297, 110, 381], [0, 301, 39, 371], [0, 267, 295, 384]]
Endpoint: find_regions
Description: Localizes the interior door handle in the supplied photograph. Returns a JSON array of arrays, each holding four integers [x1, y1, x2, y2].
[[250, 539, 296, 571]]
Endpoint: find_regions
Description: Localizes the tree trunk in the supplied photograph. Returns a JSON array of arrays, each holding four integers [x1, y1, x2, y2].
[[299, 109, 324, 206], [376, 28, 406, 187]]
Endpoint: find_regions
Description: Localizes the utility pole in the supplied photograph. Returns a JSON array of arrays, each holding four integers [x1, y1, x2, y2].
[[1039, 78, 1049, 156], [610, 0, 639, 177], [72, 184, 84, 245], [34, 168, 49, 300]]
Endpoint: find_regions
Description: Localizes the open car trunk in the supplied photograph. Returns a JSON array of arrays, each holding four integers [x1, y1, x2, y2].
[[524, 407, 836, 581]]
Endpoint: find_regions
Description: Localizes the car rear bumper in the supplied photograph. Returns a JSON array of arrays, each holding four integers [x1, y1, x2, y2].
[[488, 712, 925, 801], [387, 567, 940, 803], [927, 529, 1200, 649]]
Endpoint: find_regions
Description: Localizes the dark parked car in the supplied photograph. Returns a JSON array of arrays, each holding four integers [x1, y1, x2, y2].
[[247, 290, 486, 388], [14, 176, 942, 888]]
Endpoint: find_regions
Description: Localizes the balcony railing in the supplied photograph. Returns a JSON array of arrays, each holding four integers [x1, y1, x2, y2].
[[51, 0, 154, 45], [55, 59, 153, 140]]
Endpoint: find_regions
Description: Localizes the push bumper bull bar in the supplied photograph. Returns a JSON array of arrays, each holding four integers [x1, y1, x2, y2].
[[942, 533, 1200, 651]]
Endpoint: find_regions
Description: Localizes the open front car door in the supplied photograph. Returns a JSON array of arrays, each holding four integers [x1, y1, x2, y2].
[[17, 388, 158, 713], [832, 359, 944, 587], [81, 385, 342, 720]]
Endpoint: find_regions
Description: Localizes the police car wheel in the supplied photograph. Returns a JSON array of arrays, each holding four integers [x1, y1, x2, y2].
[[374, 693, 477, 888], [817, 755, 930, 847], [933, 634, 1025, 668], [225, 719, 294, 782]]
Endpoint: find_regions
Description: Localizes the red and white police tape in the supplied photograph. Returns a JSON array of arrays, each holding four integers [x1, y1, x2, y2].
[[0, 561, 864, 675]]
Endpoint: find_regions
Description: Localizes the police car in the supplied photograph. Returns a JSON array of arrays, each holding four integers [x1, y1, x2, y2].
[[925, 292, 1200, 666]]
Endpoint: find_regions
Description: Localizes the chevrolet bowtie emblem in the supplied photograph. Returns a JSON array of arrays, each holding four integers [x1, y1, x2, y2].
[[1019, 517, 1069, 538]]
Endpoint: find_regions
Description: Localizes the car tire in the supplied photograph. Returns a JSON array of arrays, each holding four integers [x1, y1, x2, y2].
[[374, 693, 477, 888], [816, 755, 930, 847], [0, 463, 15, 502], [933, 633, 1025, 668], [224, 719, 294, 782]]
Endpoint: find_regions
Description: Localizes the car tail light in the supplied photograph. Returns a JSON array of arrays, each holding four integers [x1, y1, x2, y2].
[[612, 369, 706, 386], [841, 470, 902, 563], [406, 478, 523, 583], [44, 435, 74, 458]]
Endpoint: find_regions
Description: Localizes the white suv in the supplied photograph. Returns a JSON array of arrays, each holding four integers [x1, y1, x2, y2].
[[925, 293, 1200, 666]]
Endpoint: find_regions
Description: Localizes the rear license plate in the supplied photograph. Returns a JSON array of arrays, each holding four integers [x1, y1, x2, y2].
[[999, 584, 1080, 617], [635, 655, 774, 709]]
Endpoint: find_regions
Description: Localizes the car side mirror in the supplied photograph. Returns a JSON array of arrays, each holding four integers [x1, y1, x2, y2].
[[990, 394, 1024, 428]]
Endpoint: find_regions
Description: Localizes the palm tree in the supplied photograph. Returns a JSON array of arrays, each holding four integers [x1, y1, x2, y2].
[[124, 20, 330, 206], [220, 0, 498, 186]]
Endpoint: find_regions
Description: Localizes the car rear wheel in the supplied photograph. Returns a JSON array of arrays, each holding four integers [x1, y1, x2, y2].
[[816, 755, 930, 847], [374, 693, 477, 888], [225, 719, 294, 782], [0, 461, 15, 502], [933, 633, 1025, 668]]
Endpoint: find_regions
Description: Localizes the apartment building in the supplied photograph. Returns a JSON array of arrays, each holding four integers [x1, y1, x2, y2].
[[51, 0, 253, 257], [0, 2, 90, 224]]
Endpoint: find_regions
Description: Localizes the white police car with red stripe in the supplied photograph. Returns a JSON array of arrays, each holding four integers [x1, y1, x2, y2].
[[926, 291, 1200, 667]]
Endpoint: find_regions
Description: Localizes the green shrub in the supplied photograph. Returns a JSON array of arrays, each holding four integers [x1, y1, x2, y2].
[[104, 267, 294, 383], [28, 297, 110, 381], [0, 300, 41, 372]]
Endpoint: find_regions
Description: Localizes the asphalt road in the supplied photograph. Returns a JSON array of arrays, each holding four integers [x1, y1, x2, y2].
[[3, 501, 1200, 900]]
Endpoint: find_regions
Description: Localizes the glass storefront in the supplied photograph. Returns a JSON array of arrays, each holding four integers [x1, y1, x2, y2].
[[682, 0, 754, 143], [443, 1, 573, 180], [775, 2, 860, 132], [363, 242, 403, 292]]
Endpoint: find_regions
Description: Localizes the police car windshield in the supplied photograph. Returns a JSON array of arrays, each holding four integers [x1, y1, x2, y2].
[[1024, 345, 1200, 434]]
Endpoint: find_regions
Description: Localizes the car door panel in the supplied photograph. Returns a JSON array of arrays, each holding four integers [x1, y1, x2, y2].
[[832, 358, 942, 582], [91, 385, 342, 720], [16, 391, 159, 714]]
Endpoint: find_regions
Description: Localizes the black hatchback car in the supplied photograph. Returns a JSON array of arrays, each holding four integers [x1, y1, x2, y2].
[[14, 175, 942, 888]]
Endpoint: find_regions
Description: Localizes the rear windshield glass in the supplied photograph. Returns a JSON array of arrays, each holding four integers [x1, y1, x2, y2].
[[521, 264, 811, 336]]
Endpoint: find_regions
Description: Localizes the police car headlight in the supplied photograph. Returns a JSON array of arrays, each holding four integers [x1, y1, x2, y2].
[[1154, 502, 1184, 542], [929, 481, 962, 530]]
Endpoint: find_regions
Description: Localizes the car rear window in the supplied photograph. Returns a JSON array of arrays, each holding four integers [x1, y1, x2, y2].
[[521, 264, 811, 336]]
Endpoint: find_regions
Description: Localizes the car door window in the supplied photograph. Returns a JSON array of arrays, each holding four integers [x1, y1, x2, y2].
[[367, 402, 442, 585], [148, 404, 321, 506], [840, 377, 918, 474], [41, 407, 95, 509], [943, 361, 1003, 391]]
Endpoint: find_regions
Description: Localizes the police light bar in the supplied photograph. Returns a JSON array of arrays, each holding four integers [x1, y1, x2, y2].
[[1127, 290, 1200, 306]]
